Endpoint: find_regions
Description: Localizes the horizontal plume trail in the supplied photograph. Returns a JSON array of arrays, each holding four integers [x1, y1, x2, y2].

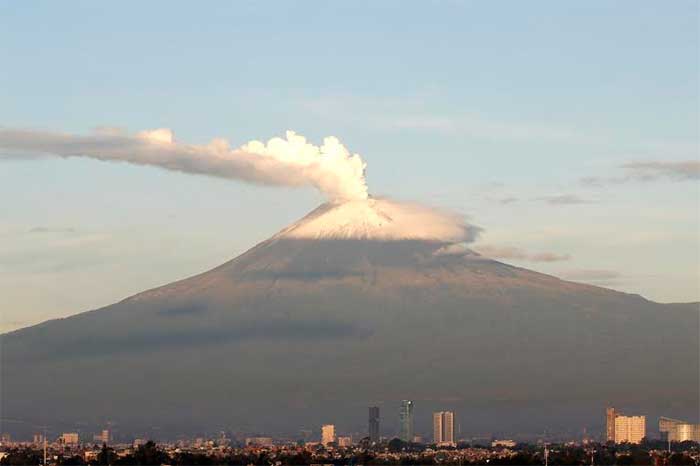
[[0, 127, 368, 201], [473, 245, 570, 262]]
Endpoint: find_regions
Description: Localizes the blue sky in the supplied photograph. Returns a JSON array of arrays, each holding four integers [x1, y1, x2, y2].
[[1, 1, 698, 331]]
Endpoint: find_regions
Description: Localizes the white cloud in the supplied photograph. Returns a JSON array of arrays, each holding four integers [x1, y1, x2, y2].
[[559, 269, 621, 286], [582, 160, 700, 186], [622, 160, 699, 181], [537, 194, 593, 205]]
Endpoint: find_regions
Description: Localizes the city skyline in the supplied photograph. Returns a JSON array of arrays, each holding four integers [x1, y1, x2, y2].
[[2, 402, 699, 466], [2, 430, 698, 466], [4, 407, 700, 446]]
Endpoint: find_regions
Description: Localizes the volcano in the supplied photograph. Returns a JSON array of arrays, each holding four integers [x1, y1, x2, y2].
[[2, 199, 698, 439]]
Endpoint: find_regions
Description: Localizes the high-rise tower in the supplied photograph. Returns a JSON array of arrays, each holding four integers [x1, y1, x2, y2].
[[321, 424, 335, 445], [606, 407, 646, 444], [399, 400, 414, 442], [369, 407, 380, 443], [614, 416, 646, 444], [433, 411, 455, 445], [606, 407, 617, 442]]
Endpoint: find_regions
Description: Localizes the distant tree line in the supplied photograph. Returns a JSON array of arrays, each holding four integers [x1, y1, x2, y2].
[[1, 439, 698, 466]]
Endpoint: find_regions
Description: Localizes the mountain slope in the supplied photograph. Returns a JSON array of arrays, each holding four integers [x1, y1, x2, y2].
[[2, 200, 698, 439]]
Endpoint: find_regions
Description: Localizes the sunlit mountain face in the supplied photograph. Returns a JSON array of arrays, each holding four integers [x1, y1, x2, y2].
[[2, 200, 698, 439]]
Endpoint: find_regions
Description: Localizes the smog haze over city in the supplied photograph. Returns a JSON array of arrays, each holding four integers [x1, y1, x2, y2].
[[1, 2, 699, 465]]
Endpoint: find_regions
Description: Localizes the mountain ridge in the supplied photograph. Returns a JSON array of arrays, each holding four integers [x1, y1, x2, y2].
[[2, 201, 698, 437]]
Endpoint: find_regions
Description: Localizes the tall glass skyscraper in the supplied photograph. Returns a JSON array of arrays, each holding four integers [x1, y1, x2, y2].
[[369, 406, 380, 443], [399, 400, 414, 442]]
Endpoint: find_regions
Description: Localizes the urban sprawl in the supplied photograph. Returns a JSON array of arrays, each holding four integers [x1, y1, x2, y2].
[[1, 404, 698, 465]]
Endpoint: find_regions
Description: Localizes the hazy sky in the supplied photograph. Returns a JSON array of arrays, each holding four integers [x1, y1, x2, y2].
[[1, 1, 698, 332]]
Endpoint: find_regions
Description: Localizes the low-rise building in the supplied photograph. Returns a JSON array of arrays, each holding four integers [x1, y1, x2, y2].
[[60, 433, 80, 446], [491, 439, 516, 448], [245, 437, 274, 447]]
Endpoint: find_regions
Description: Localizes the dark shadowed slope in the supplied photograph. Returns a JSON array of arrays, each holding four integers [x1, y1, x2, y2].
[[2, 201, 698, 438]]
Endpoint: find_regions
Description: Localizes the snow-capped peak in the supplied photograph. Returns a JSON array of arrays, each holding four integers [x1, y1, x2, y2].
[[274, 198, 477, 243]]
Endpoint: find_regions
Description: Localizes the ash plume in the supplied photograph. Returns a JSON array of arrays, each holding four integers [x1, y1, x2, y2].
[[0, 127, 368, 201]]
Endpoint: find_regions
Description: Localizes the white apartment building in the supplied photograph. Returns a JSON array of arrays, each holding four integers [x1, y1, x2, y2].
[[321, 424, 335, 445], [614, 415, 646, 444], [433, 411, 455, 446]]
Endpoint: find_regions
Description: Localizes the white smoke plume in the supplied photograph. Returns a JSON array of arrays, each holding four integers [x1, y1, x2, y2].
[[0, 127, 368, 201]]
